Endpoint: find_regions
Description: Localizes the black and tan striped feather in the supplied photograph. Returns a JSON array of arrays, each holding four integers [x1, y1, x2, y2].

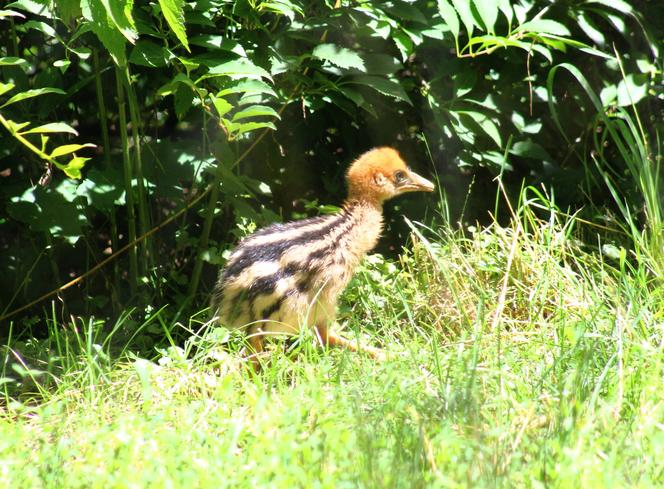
[[211, 200, 383, 335]]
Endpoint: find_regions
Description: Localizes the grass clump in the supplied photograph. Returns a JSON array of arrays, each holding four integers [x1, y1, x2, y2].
[[2, 189, 664, 488]]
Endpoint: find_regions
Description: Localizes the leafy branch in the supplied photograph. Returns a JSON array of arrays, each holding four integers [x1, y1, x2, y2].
[[438, 0, 606, 62], [0, 84, 95, 179]]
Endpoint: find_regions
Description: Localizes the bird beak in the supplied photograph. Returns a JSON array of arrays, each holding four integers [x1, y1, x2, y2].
[[400, 170, 435, 193]]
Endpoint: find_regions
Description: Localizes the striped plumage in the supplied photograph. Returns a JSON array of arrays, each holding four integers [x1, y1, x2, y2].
[[211, 147, 434, 360]]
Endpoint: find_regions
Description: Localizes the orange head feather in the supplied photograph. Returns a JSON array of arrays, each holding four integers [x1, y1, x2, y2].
[[345, 147, 435, 204]]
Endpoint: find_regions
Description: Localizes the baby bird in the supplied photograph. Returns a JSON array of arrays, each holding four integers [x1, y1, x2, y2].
[[211, 147, 434, 361]]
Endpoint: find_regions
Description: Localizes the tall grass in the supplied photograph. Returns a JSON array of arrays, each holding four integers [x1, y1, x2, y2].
[[548, 54, 663, 280], [2, 182, 663, 487]]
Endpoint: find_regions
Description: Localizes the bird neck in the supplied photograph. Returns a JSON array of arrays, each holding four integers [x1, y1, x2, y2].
[[339, 198, 385, 260], [342, 196, 383, 213]]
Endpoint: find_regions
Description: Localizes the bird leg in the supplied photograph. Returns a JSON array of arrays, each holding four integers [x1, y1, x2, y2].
[[314, 324, 385, 360], [246, 325, 265, 370]]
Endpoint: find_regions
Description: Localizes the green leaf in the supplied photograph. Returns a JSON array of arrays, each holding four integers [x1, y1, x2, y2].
[[50, 143, 96, 158], [216, 79, 276, 98], [189, 35, 245, 56], [157, 73, 197, 97], [0, 57, 27, 66], [231, 105, 279, 122], [24, 19, 57, 38], [587, 0, 634, 14], [615, 73, 648, 107], [636, 58, 657, 75], [421, 22, 448, 40], [532, 44, 553, 63], [437, 0, 459, 39], [511, 112, 542, 134], [359, 54, 402, 75], [210, 95, 233, 118], [57, 0, 81, 25], [457, 110, 502, 147], [8, 184, 87, 242], [452, 69, 477, 98], [403, 25, 424, 46], [236, 91, 265, 107], [76, 167, 126, 211], [257, 182, 271, 195], [174, 84, 194, 119], [383, 3, 427, 23], [366, 19, 391, 40], [183, 10, 215, 28], [497, 0, 512, 26], [451, 0, 475, 36], [547, 63, 605, 147], [313, 44, 365, 71], [482, 150, 512, 171], [81, 0, 129, 66], [392, 30, 414, 62], [12, 363, 45, 377], [517, 19, 570, 37], [319, 92, 357, 118], [5, 1, 54, 18], [0, 82, 15, 97], [70, 46, 92, 60], [577, 12, 605, 47], [338, 86, 365, 108], [510, 140, 551, 160], [579, 46, 613, 60], [257, 0, 303, 20], [601, 244, 622, 261], [54, 59, 72, 72], [20, 122, 78, 135], [61, 156, 90, 179], [175, 56, 200, 73], [473, 0, 498, 33], [204, 58, 272, 81], [158, 0, 189, 52], [129, 40, 172, 67], [347, 76, 411, 105], [225, 121, 276, 137], [600, 84, 617, 106], [101, 0, 137, 44], [4, 120, 30, 133], [0, 9, 26, 19], [537, 36, 567, 52], [1, 87, 65, 108]]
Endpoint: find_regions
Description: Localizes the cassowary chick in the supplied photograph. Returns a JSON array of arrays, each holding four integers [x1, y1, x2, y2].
[[211, 147, 434, 361]]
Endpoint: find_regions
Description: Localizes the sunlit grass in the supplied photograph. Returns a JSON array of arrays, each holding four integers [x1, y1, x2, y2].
[[2, 190, 664, 488]]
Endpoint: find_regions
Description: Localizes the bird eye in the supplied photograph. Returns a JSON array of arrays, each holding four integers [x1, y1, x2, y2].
[[394, 170, 407, 183]]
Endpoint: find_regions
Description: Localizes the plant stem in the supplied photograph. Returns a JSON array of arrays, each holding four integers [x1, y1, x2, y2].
[[44, 232, 61, 295], [121, 67, 152, 273], [9, 18, 18, 56], [0, 113, 60, 165], [187, 140, 229, 299], [93, 49, 121, 303], [115, 67, 138, 295]]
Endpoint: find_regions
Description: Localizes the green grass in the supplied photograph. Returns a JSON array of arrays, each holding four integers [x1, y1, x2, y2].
[[2, 191, 663, 488]]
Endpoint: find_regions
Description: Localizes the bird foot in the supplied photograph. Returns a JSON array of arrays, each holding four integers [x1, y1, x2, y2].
[[364, 346, 406, 362], [363, 345, 388, 361]]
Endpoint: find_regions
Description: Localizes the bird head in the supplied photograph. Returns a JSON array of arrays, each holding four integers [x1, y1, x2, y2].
[[346, 147, 435, 204]]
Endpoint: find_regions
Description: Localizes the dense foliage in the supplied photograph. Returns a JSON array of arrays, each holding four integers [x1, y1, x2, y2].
[[1, 3, 663, 485], [0, 0, 661, 327]]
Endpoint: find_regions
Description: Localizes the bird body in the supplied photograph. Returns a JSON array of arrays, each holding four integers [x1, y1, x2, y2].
[[211, 147, 434, 359], [213, 200, 383, 335]]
